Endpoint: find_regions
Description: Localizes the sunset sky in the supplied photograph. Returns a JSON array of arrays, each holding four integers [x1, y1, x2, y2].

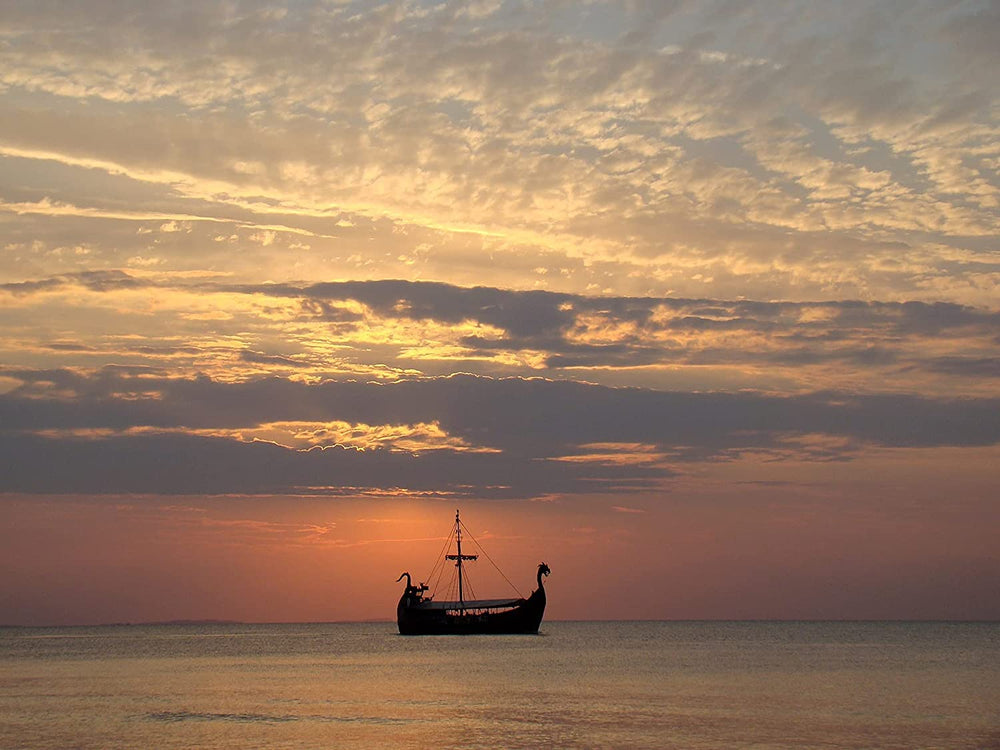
[[1, 0, 998, 625]]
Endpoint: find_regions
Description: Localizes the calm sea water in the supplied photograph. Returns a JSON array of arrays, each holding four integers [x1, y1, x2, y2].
[[1, 621, 997, 749]]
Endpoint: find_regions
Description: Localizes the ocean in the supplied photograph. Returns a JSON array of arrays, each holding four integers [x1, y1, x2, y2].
[[1, 621, 997, 749]]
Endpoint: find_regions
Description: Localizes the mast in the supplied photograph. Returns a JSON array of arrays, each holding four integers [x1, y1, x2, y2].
[[445, 509, 477, 610]]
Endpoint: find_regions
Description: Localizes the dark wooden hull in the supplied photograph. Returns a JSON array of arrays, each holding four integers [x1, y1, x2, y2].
[[397, 587, 546, 635]]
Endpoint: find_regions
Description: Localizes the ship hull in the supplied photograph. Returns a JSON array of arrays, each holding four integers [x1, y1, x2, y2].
[[397, 587, 545, 635]]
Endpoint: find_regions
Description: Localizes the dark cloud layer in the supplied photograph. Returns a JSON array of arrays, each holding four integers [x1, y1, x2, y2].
[[2, 371, 996, 498], [0, 432, 663, 499]]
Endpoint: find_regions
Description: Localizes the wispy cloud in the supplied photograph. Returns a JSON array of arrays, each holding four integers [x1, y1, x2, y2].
[[0, 2, 996, 303]]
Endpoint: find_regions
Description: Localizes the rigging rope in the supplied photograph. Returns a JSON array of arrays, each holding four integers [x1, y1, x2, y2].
[[420, 515, 527, 603], [425, 525, 455, 597], [459, 519, 524, 599]]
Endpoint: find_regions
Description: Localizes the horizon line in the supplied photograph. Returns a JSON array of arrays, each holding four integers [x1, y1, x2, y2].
[[3, 617, 999, 629]]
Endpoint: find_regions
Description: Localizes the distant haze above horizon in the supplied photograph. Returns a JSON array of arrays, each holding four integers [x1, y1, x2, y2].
[[1, 0, 997, 626]]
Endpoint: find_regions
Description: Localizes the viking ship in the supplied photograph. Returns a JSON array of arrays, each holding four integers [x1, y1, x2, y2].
[[396, 510, 549, 635]]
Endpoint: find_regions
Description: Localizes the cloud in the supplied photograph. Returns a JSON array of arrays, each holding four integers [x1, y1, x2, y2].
[[0, 429, 667, 499], [0, 2, 997, 499], [0, 2, 996, 304], [273, 279, 1000, 383], [1, 371, 996, 497], [2, 275, 996, 396]]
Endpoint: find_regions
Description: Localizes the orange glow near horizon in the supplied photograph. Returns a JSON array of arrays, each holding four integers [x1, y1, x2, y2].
[[3, 442, 998, 625]]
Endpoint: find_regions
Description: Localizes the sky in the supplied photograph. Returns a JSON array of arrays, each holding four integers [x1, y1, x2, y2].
[[1, 0, 998, 625]]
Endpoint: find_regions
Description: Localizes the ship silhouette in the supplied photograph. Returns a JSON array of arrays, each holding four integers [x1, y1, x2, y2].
[[396, 510, 549, 635]]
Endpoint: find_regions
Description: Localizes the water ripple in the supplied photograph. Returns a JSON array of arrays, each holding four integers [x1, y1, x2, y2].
[[143, 710, 414, 726]]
